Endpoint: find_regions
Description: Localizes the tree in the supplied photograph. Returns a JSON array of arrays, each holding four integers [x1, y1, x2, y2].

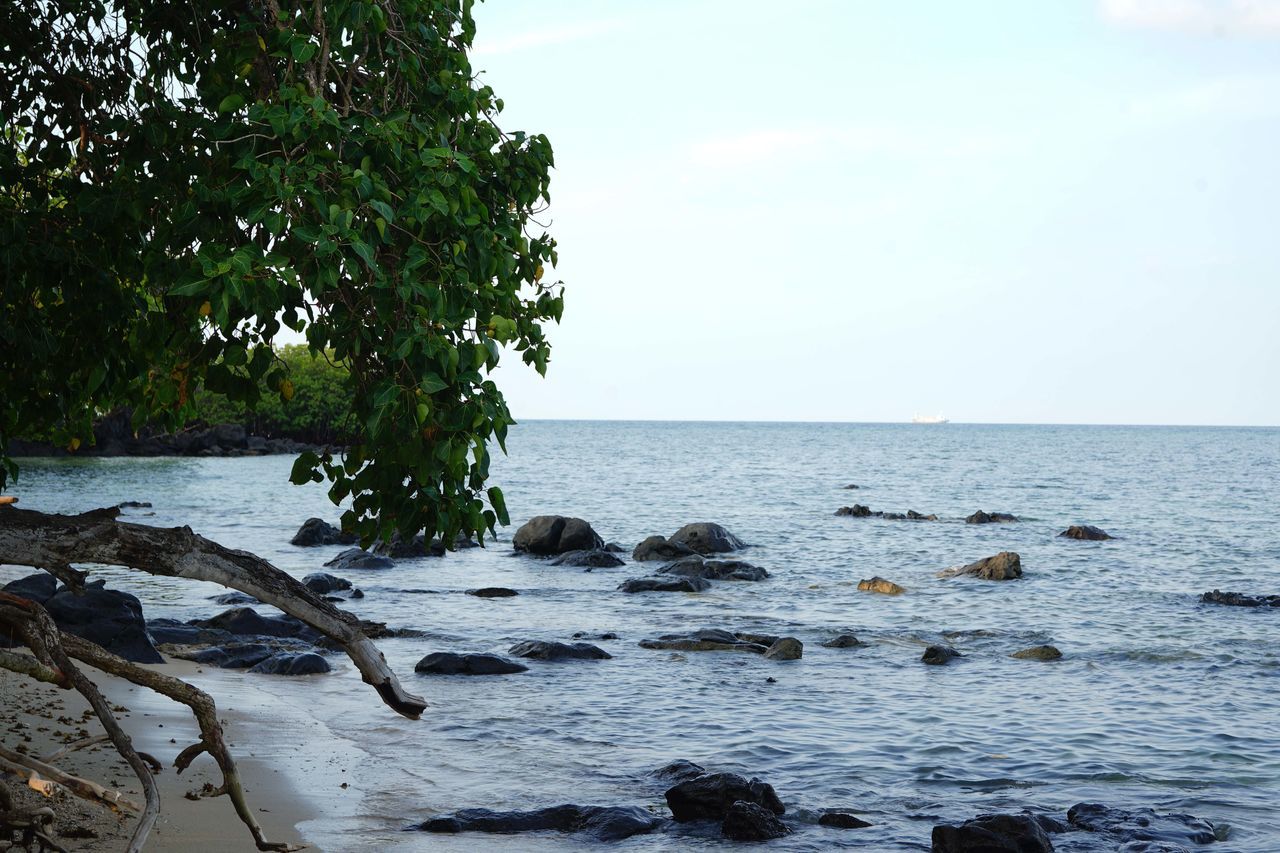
[[0, 1, 560, 848]]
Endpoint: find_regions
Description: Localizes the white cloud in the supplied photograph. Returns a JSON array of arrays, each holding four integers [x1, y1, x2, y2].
[[471, 20, 625, 59], [1100, 0, 1280, 37]]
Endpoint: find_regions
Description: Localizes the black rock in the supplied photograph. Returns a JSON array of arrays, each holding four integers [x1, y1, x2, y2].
[[466, 587, 519, 598], [414, 805, 660, 842], [841, 483, 860, 489], [146, 619, 234, 646], [2, 573, 57, 605], [922, 645, 962, 665], [602, 542, 625, 553], [940, 552, 1022, 581], [819, 811, 872, 829], [550, 549, 626, 569], [639, 629, 770, 653], [618, 576, 711, 593], [117, 500, 152, 508], [44, 582, 162, 663], [508, 640, 612, 661], [188, 643, 276, 669], [210, 591, 259, 606], [657, 556, 769, 582], [573, 631, 619, 641], [722, 800, 791, 841], [372, 532, 447, 558], [835, 504, 873, 517], [632, 535, 697, 562], [668, 522, 746, 554], [193, 607, 318, 641], [966, 511, 1020, 524], [905, 509, 939, 521], [302, 572, 352, 595], [1067, 802, 1219, 846], [249, 652, 331, 675], [1201, 589, 1280, 608], [512, 516, 604, 555], [414, 652, 528, 675], [665, 772, 784, 822], [290, 518, 357, 547], [822, 634, 865, 649], [324, 548, 395, 571], [1059, 525, 1112, 541], [652, 760, 706, 783], [932, 813, 1054, 852]]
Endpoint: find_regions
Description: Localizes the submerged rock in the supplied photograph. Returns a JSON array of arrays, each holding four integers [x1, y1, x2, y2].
[[467, 587, 519, 598], [507, 640, 612, 661], [822, 634, 865, 648], [1067, 802, 1220, 846], [922, 645, 962, 665], [414, 653, 528, 675], [1201, 590, 1280, 608], [940, 552, 1022, 581], [835, 504, 873, 517], [1059, 525, 1112, 541], [302, 572, 352, 595], [289, 518, 357, 547], [249, 651, 330, 675], [763, 637, 803, 660], [414, 805, 661, 842], [657, 556, 769, 582], [819, 811, 872, 829], [633, 535, 697, 562], [372, 532, 447, 558], [932, 813, 1054, 853], [668, 522, 746, 555], [965, 510, 1020, 524], [722, 800, 791, 841], [618, 576, 710, 593], [1012, 645, 1062, 661], [45, 582, 162, 664], [188, 643, 276, 669], [858, 576, 906, 595], [665, 772, 784, 822], [549, 549, 626, 569], [639, 630, 770, 654], [193, 607, 317, 640], [325, 548, 395, 571], [513, 516, 604, 555], [210, 591, 259, 606], [652, 759, 706, 783]]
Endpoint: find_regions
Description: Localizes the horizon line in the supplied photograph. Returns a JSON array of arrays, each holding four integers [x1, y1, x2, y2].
[[511, 417, 1279, 429]]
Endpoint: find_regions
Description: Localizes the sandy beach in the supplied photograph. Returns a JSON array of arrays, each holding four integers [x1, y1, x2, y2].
[[2, 658, 319, 852]]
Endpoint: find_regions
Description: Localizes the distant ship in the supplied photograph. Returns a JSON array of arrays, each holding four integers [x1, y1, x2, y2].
[[911, 413, 949, 424]]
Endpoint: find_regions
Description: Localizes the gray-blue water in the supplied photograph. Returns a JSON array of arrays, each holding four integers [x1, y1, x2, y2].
[[4, 421, 1279, 851]]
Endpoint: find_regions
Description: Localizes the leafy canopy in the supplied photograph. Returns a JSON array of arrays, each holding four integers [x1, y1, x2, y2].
[[0, 0, 561, 543]]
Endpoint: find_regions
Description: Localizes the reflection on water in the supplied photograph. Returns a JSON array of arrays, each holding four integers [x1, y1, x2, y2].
[[5, 422, 1279, 850]]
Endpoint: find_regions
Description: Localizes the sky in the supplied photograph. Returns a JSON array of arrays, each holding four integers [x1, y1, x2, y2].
[[464, 0, 1280, 426]]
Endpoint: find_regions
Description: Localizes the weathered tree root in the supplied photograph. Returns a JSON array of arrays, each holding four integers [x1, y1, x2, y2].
[[0, 506, 426, 718], [0, 801, 67, 853]]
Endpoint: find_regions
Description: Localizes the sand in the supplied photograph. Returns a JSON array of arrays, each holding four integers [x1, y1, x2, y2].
[[1, 659, 317, 852]]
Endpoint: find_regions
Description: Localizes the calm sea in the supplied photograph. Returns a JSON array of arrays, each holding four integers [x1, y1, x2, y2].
[[4, 421, 1279, 850]]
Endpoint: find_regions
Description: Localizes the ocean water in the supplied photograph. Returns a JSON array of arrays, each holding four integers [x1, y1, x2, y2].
[[3, 421, 1279, 851]]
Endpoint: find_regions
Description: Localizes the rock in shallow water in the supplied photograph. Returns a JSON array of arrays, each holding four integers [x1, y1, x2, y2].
[[763, 637, 803, 660], [507, 640, 611, 661], [665, 772, 784, 822], [324, 548, 395, 571], [639, 630, 770, 653], [513, 516, 604, 555], [1201, 589, 1280, 608], [932, 813, 1054, 852], [414, 652, 528, 675], [45, 582, 162, 663], [2, 573, 57, 604], [822, 633, 865, 648], [939, 552, 1022, 581], [1059, 524, 1112, 541], [414, 805, 661, 841], [819, 810, 872, 829], [1012, 645, 1062, 661], [249, 651, 330, 675], [657, 556, 769, 582], [467, 587, 519, 598], [549, 549, 625, 568], [922, 645, 962, 665], [858, 576, 906, 595], [668, 522, 746, 555], [722, 800, 791, 840], [835, 504, 873, 517], [289, 517, 357, 547], [1066, 802, 1221, 846], [632, 535, 697, 562], [302, 572, 352, 594], [966, 510, 1020, 524], [618, 576, 710, 593]]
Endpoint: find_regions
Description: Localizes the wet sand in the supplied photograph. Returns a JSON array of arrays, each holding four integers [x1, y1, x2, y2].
[[1, 659, 318, 852]]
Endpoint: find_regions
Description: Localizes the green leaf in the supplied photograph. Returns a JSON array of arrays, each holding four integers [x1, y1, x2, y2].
[[289, 451, 320, 485], [218, 94, 245, 113], [419, 373, 448, 394], [291, 40, 318, 63], [487, 486, 509, 526]]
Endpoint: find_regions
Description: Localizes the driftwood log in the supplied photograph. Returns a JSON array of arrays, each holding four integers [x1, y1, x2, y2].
[[0, 505, 429, 851]]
